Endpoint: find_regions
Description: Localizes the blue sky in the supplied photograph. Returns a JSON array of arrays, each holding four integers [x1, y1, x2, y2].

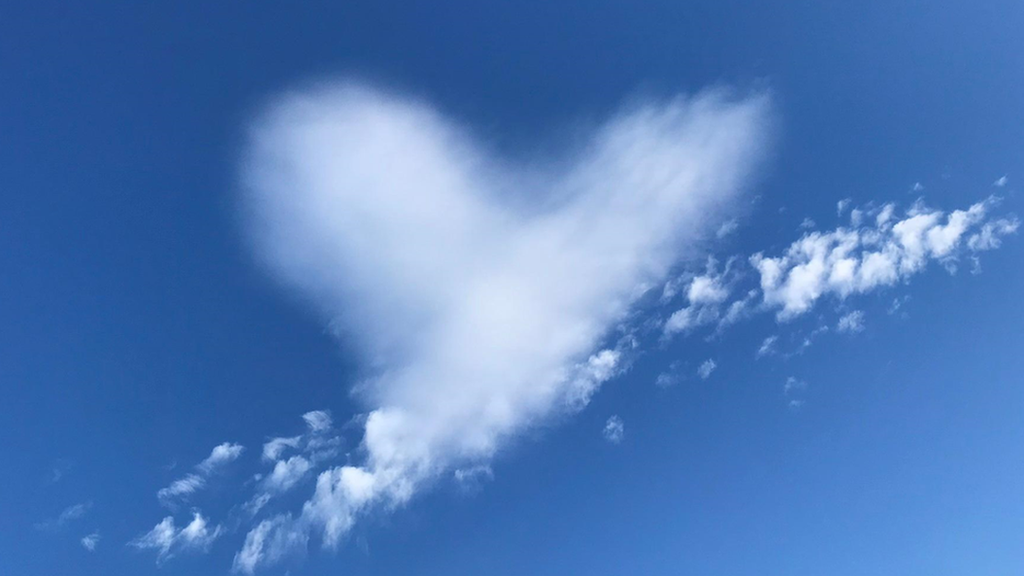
[[3, 1, 1024, 575]]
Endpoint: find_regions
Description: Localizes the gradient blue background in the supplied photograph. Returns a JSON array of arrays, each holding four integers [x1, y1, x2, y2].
[[2, 1, 1023, 574]]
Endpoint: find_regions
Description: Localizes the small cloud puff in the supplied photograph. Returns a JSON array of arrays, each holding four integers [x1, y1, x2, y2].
[[603, 416, 625, 444], [716, 219, 739, 238], [784, 376, 807, 394], [837, 198, 851, 216], [654, 362, 684, 388], [756, 335, 778, 358], [697, 359, 717, 379], [836, 310, 865, 333], [663, 257, 740, 336], [81, 532, 100, 552], [35, 502, 91, 532]]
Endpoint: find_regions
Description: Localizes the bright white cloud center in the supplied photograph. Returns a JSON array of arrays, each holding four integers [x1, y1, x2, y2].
[[236, 82, 771, 570]]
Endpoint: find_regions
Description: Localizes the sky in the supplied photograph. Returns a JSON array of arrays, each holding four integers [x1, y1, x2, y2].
[[2, 2, 1023, 575]]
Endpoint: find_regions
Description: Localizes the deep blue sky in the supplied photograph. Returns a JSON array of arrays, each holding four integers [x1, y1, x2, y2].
[[2, 2, 1023, 575]]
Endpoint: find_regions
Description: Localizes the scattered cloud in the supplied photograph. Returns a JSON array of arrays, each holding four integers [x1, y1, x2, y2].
[[36, 502, 91, 531], [233, 515, 308, 574], [131, 512, 222, 563], [849, 208, 864, 227], [836, 310, 865, 334], [911, 182, 924, 192], [246, 411, 345, 515], [263, 456, 312, 494], [198, 443, 245, 474], [262, 410, 342, 465], [663, 258, 739, 336], [836, 198, 851, 216], [157, 474, 205, 504], [158, 442, 245, 507], [887, 295, 910, 316], [967, 217, 1019, 251], [262, 436, 302, 462], [81, 532, 100, 552], [784, 376, 807, 394], [453, 464, 493, 488], [654, 362, 684, 388], [302, 411, 333, 433], [716, 219, 739, 238], [697, 359, 717, 379], [784, 377, 808, 410], [235, 83, 771, 570], [602, 416, 625, 444], [48, 459, 73, 484], [751, 197, 1018, 320], [756, 335, 778, 358], [993, 175, 1008, 187]]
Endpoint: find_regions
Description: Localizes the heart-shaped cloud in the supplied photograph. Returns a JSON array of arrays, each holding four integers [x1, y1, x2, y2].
[[235, 82, 771, 571]]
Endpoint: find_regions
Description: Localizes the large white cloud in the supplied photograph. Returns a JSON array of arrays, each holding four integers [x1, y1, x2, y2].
[[236, 82, 772, 570]]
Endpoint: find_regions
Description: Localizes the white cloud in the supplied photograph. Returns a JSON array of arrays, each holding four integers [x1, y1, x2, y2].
[[565, 347, 628, 410], [663, 258, 737, 336], [199, 443, 245, 473], [236, 82, 771, 569], [836, 310, 865, 334], [786, 325, 828, 358], [36, 502, 91, 531], [302, 410, 333, 433], [993, 175, 1008, 187], [654, 362, 684, 388], [264, 456, 312, 493], [688, 274, 730, 304], [716, 219, 739, 238], [233, 515, 307, 574], [755, 335, 778, 358], [262, 436, 302, 462], [784, 376, 807, 394], [157, 474, 205, 504], [697, 359, 717, 379], [602, 416, 625, 444], [968, 218, 1019, 251], [158, 442, 245, 507], [836, 198, 851, 216], [849, 208, 864, 227], [751, 197, 1018, 320], [911, 182, 924, 192], [888, 295, 910, 315], [131, 512, 222, 562], [57, 503, 90, 526], [81, 532, 100, 552], [247, 412, 346, 515], [453, 464, 493, 487]]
